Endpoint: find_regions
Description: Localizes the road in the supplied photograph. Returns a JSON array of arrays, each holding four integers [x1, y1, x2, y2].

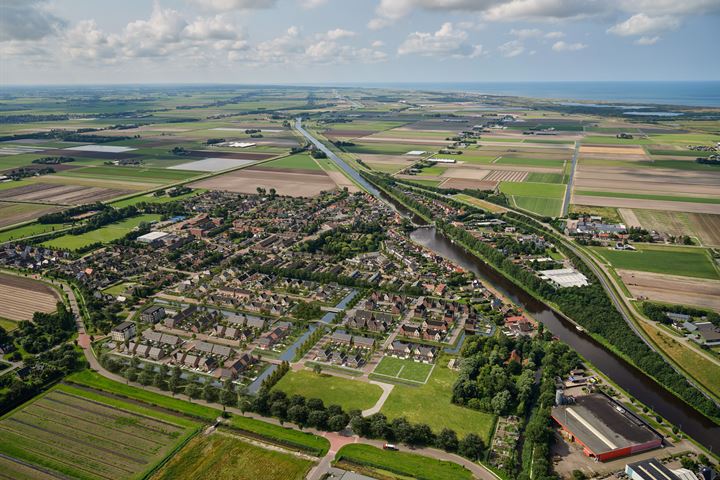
[[561, 140, 579, 216]]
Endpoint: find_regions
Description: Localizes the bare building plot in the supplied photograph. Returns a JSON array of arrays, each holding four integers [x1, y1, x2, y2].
[[579, 145, 648, 157], [484, 170, 528, 182], [441, 167, 490, 180], [0, 273, 59, 322], [191, 168, 337, 197], [618, 270, 720, 311]]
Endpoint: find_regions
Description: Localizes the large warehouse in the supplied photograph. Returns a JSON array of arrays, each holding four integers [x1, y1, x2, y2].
[[551, 394, 662, 462]]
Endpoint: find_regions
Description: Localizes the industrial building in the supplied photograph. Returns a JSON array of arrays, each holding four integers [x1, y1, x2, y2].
[[539, 268, 589, 288], [551, 394, 662, 462], [625, 458, 696, 480]]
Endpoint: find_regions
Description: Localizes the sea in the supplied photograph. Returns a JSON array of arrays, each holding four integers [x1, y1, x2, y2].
[[340, 81, 720, 108]]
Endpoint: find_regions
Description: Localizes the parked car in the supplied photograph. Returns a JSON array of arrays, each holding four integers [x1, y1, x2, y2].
[[383, 443, 398, 451]]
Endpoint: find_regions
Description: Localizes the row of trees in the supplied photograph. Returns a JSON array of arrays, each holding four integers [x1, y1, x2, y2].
[[14, 303, 76, 354]]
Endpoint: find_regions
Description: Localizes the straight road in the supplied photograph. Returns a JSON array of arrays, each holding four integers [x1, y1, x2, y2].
[[561, 140, 580, 216]]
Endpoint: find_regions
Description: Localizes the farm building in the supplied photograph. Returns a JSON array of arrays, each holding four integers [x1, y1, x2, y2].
[[405, 150, 426, 156], [551, 394, 662, 462], [695, 322, 720, 346], [137, 231, 170, 244], [539, 268, 589, 288]]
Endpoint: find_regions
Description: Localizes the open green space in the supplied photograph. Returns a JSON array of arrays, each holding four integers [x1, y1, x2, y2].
[[335, 444, 472, 480], [57, 165, 202, 183], [647, 149, 715, 158], [344, 143, 437, 156], [0, 383, 199, 480], [418, 165, 447, 176], [512, 196, 563, 217], [0, 222, 68, 243], [272, 370, 382, 412], [405, 179, 443, 188], [262, 153, 322, 171], [227, 415, 329, 456], [371, 356, 434, 383], [582, 135, 654, 145], [41, 213, 161, 250], [496, 156, 566, 168], [526, 172, 565, 184], [110, 189, 204, 208], [0, 317, 17, 331], [499, 181, 565, 198], [590, 245, 719, 279], [152, 432, 314, 480], [380, 359, 495, 440], [575, 190, 720, 205]]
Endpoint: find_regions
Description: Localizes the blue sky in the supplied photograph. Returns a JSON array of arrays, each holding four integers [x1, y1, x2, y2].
[[1, 0, 719, 85]]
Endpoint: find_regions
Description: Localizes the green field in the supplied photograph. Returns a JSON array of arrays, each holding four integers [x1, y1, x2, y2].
[[526, 172, 565, 184], [0, 384, 199, 480], [418, 165, 447, 176], [57, 165, 202, 183], [582, 135, 653, 145], [499, 181, 566, 198], [344, 143, 436, 156], [590, 245, 719, 279], [272, 370, 382, 412], [335, 444, 473, 480], [406, 179, 443, 188], [496, 156, 566, 168], [512, 196, 563, 217], [371, 356, 434, 383], [0, 317, 17, 331], [262, 153, 322, 171], [228, 415, 329, 456], [575, 190, 720, 205], [431, 154, 497, 164], [0, 222, 67, 243], [110, 189, 204, 208], [647, 149, 715, 158], [380, 360, 495, 440], [41, 213, 161, 250], [153, 432, 314, 480]]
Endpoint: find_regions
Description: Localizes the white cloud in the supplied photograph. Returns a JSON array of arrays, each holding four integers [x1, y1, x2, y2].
[[510, 28, 543, 38], [190, 0, 278, 12], [635, 35, 660, 45], [498, 39, 524, 57], [0, 0, 66, 42], [607, 13, 680, 36], [483, 0, 607, 22], [397, 22, 482, 58], [300, 0, 329, 7], [324, 28, 356, 40], [552, 40, 587, 51], [544, 31, 564, 39], [371, 40, 385, 47]]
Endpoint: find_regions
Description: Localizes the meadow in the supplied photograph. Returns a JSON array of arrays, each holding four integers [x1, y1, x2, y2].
[[590, 245, 719, 279], [575, 190, 720, 205], [227, 415, 329, 456], [371, 356, 434, 383], [272, 370, 382, 412], [41, 214, 161, 250], [261, 153, 322, 171]]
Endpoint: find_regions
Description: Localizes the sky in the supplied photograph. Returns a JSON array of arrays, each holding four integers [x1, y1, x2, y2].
[[1, 0, 719, 85]]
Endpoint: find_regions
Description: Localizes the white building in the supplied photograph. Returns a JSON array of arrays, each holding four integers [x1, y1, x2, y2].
[[539, 268, 589, 288]]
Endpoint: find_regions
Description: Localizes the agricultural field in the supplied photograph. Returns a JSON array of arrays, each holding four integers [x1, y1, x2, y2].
[[0, 222, 68, 243], [261, 153, 322, 171], [0, 384, 199, 480], [109, 189, 204, 208], [0, 202, 62, 228], [371, 356, 435, 383], [0, 273, 59, 322], [380, 359, 495, 440], [453, 193, 508, 213], [628, 209, 720, 247], [334, 444, 473, 480], [272, 370, 382, 412], [41, 213, 162, 250], [574, 190, 720, 214], [590, 245, 719, 280], [190, 168, 337, 197], [152, 432, 314, 480], [500, 181, 566, 217], [619, 270, 720, 311]]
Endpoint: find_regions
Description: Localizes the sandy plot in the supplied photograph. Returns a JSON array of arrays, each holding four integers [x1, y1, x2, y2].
[[618, 269, 720, 312], [572, 195, 720, 214], [441, 167, 490, 180], [689, 213, 720, 247], [618, 208, 642, 228], [0, 273, 59, 321], [440, 178, 499, 190], [484, 170, 529, 182], [190, 169, 336, 197], [327, 171, 359, 193], [580, 145, 647, 156]]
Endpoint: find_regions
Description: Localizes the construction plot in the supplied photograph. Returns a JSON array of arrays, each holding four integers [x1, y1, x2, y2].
[[618, 270, 720, 311]]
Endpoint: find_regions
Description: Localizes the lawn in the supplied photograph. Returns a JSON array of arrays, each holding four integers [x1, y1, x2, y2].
[[152, 432, 314, 480], [575, 190, 720, 205], [110, 189, 204, 208], [590, 245, 719, 279], [334, 444, 473, 480], [380, 359, 495, 440], [512, 196, 563, 217], [526, 172, 565, 184], [0, 317, 17, 331], [371, 356, 434, 383], [500, 181, 565, 198], [344, 143, 437, 156], [227, 415, 329, 456], [262, 153, 322, 171], [406, 179, 443, 187], [272, 370, 382, 412], [0, 222, 67, 243], [65, 370, 221, 421], [0, 384, 199, 480], [496, 157, 566, 168], [453, 194, 507, 213], [41, 213, 162, 250]]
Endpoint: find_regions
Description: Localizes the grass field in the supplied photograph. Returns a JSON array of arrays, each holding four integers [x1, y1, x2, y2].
[[272, 370, 382, 412], [152, 432, 314, 480], [512, 196, 563, 217], [406, 179, 443, 187], [0, 383, 199, 480], [0, 317, 17, 331], [57, 166, 202, 183], [66, 370, 221, 421], [262, 153, 322, 171], [500, 181, 566, 198], [380, 359, 495, 440], [496, 157, 566, 168], [432, 154, 497, 164], [334, 444, 472, 480], [0, 222, 67, 243], [581, 136, 654, 145], [574, 190, 720, 205], [590, 245, 719, 279], [41, 213, 161, 250], [526, 172, 565, 184], [110, 189, 204, 208], [570, 205, 621, 223], [227, 415, 329, 456], [371, 356, 434, 383], [453, 194, 507, 213], [344, 143, 437, 156]]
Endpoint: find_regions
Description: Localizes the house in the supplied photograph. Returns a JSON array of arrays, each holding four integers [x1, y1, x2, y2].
[[346, 354, 363, 368], [695, 322, 720, 346], [142, 330, 181, 347], [111, 321, 136, 342], [399, 324, 421, 338], [214, 354, 254, 380], [316, 347, 333, 362], [257, 326, 288, 350], [353, 336, 375, 349], [330, 331, 352, 344], [414, 345, 436, 363], [140, 305, 165, 323]]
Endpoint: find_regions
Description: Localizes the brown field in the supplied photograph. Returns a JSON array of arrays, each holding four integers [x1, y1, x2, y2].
[[327, 171, 360, 192], [689, 213, 720, 246], [0, 183, 131, 205], [575, 166, 720, 198], [484, 170, 528, 182], [440, 178, 499, 190], [579, 145, 647, 156], [324, 129, 376, 138], [573, 195, 720, 214], [0, 202, 62, 228], [618, 269, 720, 311], [0, 273, 59, 322], [358, 136, 449, 146], [38, 175, 157, 190], [354, 154, 411, 165], [190, 168, 336, 197], [617, 208, 641, 228], [441, 167, 490, 180]]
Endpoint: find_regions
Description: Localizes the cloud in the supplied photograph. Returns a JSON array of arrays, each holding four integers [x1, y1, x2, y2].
[[397, 22, 483, 58], [544, 31, 564, 39], [607, 13, 680, 36], [483, 0, 607, 22], [635, 35, 660, 45], [190, 0, 278, 12], [324, 28, 356, 40], [510, 28, 543, 38], [552, 40, 587, 51], [300, 0, 329, 7], [0, 0, 66, 42], [498, 39, 524, 57], [371, 40, 385, 47]]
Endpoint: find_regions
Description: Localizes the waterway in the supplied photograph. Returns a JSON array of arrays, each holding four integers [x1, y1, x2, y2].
[[409, 226, 720, 452]]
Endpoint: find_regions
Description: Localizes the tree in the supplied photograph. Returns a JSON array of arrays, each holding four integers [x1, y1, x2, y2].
[[350, 414, 370, 437], [288, 405, 309, 427], [271, 400, 289, 422], [309, 410, 329, 430], [313, 363, 323, 375], [203, 383, 218, 403], [458, 433, 485, 461], [168, 375, 180, 394], [307, 398, 325, 411], [436, 428, 459, 452], [328, 414, 349, 432]]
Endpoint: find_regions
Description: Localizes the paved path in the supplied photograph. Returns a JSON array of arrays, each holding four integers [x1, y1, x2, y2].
[[361, 381, 394, 416], [561, 140, 580, 216]]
